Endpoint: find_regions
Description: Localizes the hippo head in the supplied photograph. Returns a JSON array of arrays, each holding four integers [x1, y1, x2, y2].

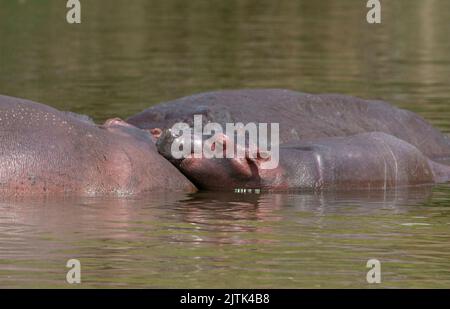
[[155, 129, 279, 191]]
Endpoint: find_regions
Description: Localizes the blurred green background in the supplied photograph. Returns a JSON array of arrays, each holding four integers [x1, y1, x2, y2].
[[0, 0, 449, 129]]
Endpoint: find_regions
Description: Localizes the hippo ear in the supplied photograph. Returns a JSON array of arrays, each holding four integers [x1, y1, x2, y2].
[[150, 128, 162, 138], [104, 118, 135, 128], [143, 128, 163, 143]]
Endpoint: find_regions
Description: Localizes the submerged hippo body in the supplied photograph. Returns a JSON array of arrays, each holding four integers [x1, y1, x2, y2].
[[0, 95, 195, 196], [127, 89, 450, 160], [156, 130, 450, 191]]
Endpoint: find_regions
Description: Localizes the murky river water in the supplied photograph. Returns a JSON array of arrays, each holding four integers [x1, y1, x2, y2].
[[0, 0, 449, 288]]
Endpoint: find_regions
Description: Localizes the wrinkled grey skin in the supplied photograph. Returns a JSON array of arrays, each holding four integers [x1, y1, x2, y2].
[[127, 89, 450, 160], [0, 95, 196, 196], [156, 130, 450, 191]]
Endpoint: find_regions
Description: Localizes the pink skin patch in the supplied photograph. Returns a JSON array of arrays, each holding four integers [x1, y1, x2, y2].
[[149, 128, 162, 142], [103, 118, 134, 128]]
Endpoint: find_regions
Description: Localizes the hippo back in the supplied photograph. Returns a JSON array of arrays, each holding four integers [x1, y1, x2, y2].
[[0, 95, 195, 195], [127, 89, 450, 160]]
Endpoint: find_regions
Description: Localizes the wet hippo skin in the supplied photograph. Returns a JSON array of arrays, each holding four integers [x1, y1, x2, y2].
[[127, 89, 450, 160], [0, 95, 196, 196], [156, 130, 450, 191]]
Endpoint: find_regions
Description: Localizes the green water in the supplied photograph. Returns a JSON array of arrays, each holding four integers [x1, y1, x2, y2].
[[0, 0, 450, 288]]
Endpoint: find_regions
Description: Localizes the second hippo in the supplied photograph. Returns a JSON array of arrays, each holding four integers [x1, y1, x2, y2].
[[127, 89, 450, 160], [156, 129, 450, 191]]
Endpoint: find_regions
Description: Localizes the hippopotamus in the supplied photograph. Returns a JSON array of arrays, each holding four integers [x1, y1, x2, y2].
[[0, 95, 196, 196], [127, 89, 450, 160], [156, 129, 450, 191]]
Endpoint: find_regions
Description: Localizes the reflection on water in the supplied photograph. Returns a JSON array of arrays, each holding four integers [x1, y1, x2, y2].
[[1, 186, 450, 288], [1, 0, 450, 288]]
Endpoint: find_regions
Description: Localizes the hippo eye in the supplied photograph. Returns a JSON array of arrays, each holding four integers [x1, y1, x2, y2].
[[173, 131, 182, 138]]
